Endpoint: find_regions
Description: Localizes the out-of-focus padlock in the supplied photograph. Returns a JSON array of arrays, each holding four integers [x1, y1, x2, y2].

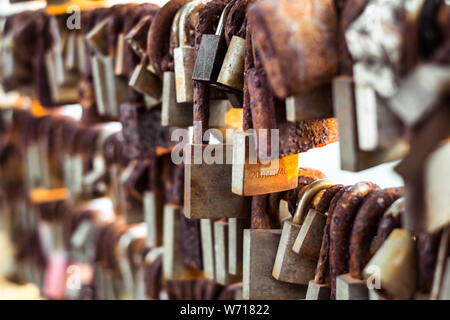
[[86, 17, 110, 57], [362, 228, 416, 300], [232, 130, 299, 196], [192, 1, 234, 83], [129, 63, 162, 102], [243, 228, 307, 300], [332, 76, 408, 171], [214, 219, 241, 285], [216, 35, 245, 91], [143, 191, 164, 247], [272, 179, 334, 284], [285, 84, 334, 121], [161, 71, 193, 126], [184, 143, 251, 219], [228, 217, 250, 276], [163, 204, 203, 280], [200, 219, 216, 280], [114, 33, 126, 76], [173, 1, 206, 103]]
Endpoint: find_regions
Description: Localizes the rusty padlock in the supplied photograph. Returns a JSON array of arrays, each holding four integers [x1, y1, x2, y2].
[[184, 143, 251, 219], [232, 130, 299, 196], [161, 4, 193, 126], [163, 204, 204, 280], [243, 196, 307, 300], [216, 34, 245, 91], [174, 0, 208, 103], [272, 179, 335, 285], [214, 219, 242, 285], [192, 0, 235, 83], [129, 63, 162, 102]]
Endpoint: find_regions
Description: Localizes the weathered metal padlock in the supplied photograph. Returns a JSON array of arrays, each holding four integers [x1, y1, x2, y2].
[[332, 76, 407, 171], [243, 228, 307, 300], [143, 191, 164, 247], [129, 63, 162, 102], [192, 1, 234, 83], [161, 71, 194, 126], [114, 32, 126, 76], [214, 219, 241, 285], [243, 195, 307, 300], [163, 204, 203, 280], [232, 130, 299, 196], [228, 217, 250, 276], [217, 35, 245, 91], [117, 223, 147, 299], [273, 179, 334, 285], [200, 219, 216, 280], [161, 4, 193, 126], [286, 84, 334, 122], [362, 229, 416, 300], [173, 1, 207, 103], [85, 17, 110, 57], [184, 143, 251, 219]]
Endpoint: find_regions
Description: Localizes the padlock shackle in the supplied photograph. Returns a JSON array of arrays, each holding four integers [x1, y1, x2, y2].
[[215, 0, 236, 36], [292, 179, 335, 225], [170, 3, 187, 50], [178, 0, 209, 47]]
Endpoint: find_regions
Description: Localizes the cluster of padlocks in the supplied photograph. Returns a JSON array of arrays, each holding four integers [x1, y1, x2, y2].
[[0, 0, 449, 300]]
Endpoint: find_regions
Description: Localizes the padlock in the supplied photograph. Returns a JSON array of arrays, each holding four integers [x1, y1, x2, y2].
[[85, 17, 110, 57], [173, 1, 208, 103], [216, 35, 245, 91], [117, 224, 147, 299], [272, 179, 334, 284], [214, 220, 241, 285], [332, 76, 408, 171], [114, 33, 126, 76], [200, 219, 216, 280], [362, 229, 416, 300], [64, 32, 78, 72], [228, 217, 250, 276], [129, 63, 162, 101], [163, 204, 203, 280], [184, 143, 251, 219], [76, 35, 87, 74], [232, 130, 299, 196], [143, 191, 164, 247], [243, 228, 307, 300], [192, 0, 234, 83], [125, 15, 151, 59], [285, 84, 334, 122]]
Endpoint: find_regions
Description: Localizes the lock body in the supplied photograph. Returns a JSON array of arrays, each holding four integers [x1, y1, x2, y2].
[[129, 64, 162, 100], [184, 144, 250, 219], [217, 35, 245, 91], [243, 229, 307, 300], [272, 221, 317, 284], [193, 34, 227, 83], [232, 131, 298, 196], [174, 46, 195, 103], [161, 71, 193, 127], [286, 84, 334, 121], [214, 220, 241, 285]]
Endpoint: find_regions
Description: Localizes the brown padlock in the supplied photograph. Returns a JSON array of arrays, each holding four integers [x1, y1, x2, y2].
[[243, 195, 307, 300], [184, 143, 251, 219], [174, 1, 208, 103], [272, 179, 334, 285]]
